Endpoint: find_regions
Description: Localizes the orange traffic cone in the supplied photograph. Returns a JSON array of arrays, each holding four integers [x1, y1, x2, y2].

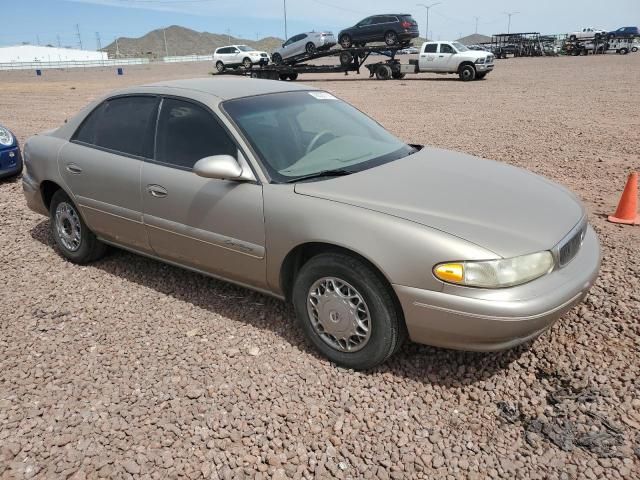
[[608, 172, 639, 225]]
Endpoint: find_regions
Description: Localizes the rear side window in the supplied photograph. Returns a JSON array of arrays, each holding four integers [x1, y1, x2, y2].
[[73, 96, 159, 158], [424, 43, 437, 53], [155, 98, 236, 170]]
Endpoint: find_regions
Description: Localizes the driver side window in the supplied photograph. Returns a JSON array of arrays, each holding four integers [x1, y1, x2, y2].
[[439, 43, 455, 54], [155, 98, 237, 170]]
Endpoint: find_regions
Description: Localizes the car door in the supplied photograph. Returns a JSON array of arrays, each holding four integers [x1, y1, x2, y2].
[[141, 96, 266, 288], [229, 46, 242, 65], [295, 34, 308, 55], [419, 42, 438, 69], [281, 36, 295, 59], [434, 43, 457, 70], [354, 17, 375, 43], [60, 95, 159, 252]]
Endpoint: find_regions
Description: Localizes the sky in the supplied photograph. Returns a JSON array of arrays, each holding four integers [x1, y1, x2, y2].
[[1, 0, 639, 48]]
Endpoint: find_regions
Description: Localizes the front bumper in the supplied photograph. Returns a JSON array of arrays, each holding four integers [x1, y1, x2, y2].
[[394, 225, 601, 351], [0, 145, 22, 179], [476, 63, 494, 72]]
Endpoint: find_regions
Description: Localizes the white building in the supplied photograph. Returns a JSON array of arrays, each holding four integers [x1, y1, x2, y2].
[[0, 45, 107, 64]]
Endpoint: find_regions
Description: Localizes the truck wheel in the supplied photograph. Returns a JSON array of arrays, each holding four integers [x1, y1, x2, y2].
[[339, 52, 353, 66], [376, 64, 392, 80], [215, 61, 225, 73], [620, 48, 629, 55], [391, 71, 406, 79], [288, 73, 299, 81], [384, 31, 399, 46], [242, 57, 253, 69], [305, 42, 316, 54], [340, 34, 353, 49], [633, 46, 638, 53], [272, 53, 283, 65], [458, 64, 476, 81]]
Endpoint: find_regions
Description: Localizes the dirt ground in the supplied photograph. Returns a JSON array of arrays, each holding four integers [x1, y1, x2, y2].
[[0, 55, 639, 479]]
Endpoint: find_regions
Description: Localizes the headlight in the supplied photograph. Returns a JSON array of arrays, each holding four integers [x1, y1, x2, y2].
[[433, 251, 554, 288], [0, 126, 14, 146], [475, 57, 485, 64]]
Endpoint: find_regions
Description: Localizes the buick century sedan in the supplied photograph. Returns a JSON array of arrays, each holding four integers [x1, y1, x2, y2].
[[22, 78, 601, 369]]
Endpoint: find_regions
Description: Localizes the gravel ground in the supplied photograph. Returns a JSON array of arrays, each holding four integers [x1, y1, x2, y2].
[[1, 55, 639, 479]]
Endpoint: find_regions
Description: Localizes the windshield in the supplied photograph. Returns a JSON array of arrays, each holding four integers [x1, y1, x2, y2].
[[236, 45, 253, 52], [452, 42, 469, 52], [223, 91, 414, 182]]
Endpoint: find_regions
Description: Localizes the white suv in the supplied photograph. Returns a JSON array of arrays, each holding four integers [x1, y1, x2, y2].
[[214, 45, 269, 72]]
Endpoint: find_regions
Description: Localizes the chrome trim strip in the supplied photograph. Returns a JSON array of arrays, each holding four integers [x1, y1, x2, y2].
[[77, 196, 143, 223], [143, 214, 265, 259]]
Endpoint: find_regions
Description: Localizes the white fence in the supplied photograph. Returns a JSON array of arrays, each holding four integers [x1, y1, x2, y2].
[[0, 55, 215, 71]]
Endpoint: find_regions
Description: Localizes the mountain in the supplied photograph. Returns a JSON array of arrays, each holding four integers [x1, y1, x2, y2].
[[455, 34, 492, 45], [102, 25, 283, 58]]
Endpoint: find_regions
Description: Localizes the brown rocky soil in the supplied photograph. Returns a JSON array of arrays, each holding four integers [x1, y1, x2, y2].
[[0, 55, 639, 479]]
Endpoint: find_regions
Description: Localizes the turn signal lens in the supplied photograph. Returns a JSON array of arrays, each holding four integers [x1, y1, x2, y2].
[[434, 263, 464, 283]]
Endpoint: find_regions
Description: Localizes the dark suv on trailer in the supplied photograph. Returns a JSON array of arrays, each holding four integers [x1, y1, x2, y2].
[[338, 14, 419, 48]]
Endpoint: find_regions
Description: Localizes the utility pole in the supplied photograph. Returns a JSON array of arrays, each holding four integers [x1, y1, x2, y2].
[[115, 37, 120, 57], [417, 3, 441, 41], [36, 34, 41, 46], [95, 32, 102, 51], [474, 16, 479, 34], [57, 34, 61, 48], [226, 28, 231, 44], [75, 24, 83, 50], [504, 11, 519, 34], [163, 28, 169, 57], [283, 0, 288, 40]]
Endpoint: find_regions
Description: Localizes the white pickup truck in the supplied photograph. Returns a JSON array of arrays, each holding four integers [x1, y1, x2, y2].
[[367, 41, 494, 81]]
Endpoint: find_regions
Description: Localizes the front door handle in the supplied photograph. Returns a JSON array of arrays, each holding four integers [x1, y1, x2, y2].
[[146, 185, 168, 198], [66, 163, 82, 174]]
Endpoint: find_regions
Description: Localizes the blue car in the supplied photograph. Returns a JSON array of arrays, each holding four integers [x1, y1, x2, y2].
[[0, 125, 22, 179], [608, 27, 639, 38]]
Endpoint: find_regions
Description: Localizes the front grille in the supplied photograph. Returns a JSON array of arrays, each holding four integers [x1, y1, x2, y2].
[[558, 227, 585, 266]]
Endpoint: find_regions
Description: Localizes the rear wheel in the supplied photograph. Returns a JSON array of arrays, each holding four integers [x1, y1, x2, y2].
[[292, 253, 405, 370], [384, 31, 399, 46], [215, 61, 225, 73], [272, 53, 283, 65], [620, 48, 629, 55], [376, 64, 392, 80], [305, 42, 316, 54], [50, 190, 106, 264], [339, 34, 353, 49], [458, 64, 476, 81], [339, 51, 353, 66], [392, 71, 406, 79]]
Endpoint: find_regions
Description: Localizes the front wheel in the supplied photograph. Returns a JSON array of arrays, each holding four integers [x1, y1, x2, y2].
[[458, 64, 476, 81], [215, 61, 225, 73], [292, 253, 405, 370], [242, 57, 253, 69], [384, 31, 399, 46], [305, 42, 316, 54], [50, 190, 106, 264]]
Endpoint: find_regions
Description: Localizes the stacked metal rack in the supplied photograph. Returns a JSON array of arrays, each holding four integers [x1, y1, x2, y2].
[[489, 33, 546, 58], [214, 44, 409, 81]]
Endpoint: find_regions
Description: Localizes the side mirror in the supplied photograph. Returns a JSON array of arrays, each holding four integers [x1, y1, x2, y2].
[[193, 155, 243, 180], [282, 43, 285, 48]]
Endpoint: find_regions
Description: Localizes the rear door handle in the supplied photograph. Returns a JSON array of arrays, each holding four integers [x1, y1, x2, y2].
[[146, 185, 168, 198], [66, 163, 82, 174]]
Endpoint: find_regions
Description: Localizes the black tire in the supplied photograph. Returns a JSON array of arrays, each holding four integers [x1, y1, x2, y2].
[[475, 72, 487, 80], [391, 71, 406, 79], [339, 51, 353, 66], [279, 73, 289, 80], [375, 64, 392, 80], [305, 42, 316, 54], [620, 48, 629, 55], [242, 57, 253, 69], [49, 190, 106, 264], [633, 46, 638, 53], [384, 31, 399, 46], [292, 253, 405, 370], [458, 64, 476, 81], [339, 34, 353, 49], [288, 73, 298, 81], [272, 53, 283, 65], [215, 61, 225, 73]]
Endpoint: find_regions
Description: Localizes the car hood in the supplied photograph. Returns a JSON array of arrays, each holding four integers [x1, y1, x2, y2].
[[294, 147, 584, 258]]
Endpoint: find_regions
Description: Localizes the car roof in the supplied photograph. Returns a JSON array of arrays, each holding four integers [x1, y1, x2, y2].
[[135, 77, 318, 101]]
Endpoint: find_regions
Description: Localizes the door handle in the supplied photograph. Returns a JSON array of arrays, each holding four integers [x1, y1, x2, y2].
[[439, 55, 444, 57], [146, 185, 168, 198], [66, 163, 82, 174]]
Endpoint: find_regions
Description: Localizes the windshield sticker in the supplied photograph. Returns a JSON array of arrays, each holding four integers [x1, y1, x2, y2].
[[308, 91, 337, 100]]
